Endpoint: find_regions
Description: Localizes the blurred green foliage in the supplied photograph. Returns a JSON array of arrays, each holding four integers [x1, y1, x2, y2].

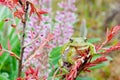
[[0, 6, 20, 80]]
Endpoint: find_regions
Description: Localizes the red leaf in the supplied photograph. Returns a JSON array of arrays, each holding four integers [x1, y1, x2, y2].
[[0, 0, 5, 2], [84, 63, 96, 68], [14, 10, 24, 19], [97, 26, 120, 51], [0, 0, 15, 10], [92, 56, 107, 64], [29, 66, 35, 74], [36, 12, 42, 20], [36, 10, 48, 20], [29, 2, 47, 20], [0, 44, 3, 56], [107, 34, 113, 42], [0, 44, 2, 51], [29, 2, 36, 16], [101, 42, 120, 54], [38, 10, 48, 14], [83, 68, 91, 72], [25, 70, 30, 76], [35, 67, 39, 76], [16, 77, 22, 80], [66, 59, 83, 80], [12, 0, 18, 4], [107, 26, 120, 42], [25, 67, 39, 79], [115, 42, 120, 46]]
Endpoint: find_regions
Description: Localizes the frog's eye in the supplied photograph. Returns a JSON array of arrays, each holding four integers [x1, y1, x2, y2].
[[69, 39, 73, 43], [84, 38, 87, 42]]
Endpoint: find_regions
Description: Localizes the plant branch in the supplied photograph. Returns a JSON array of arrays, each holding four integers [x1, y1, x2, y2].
[[23, 37, 50, 66], [18, 0, 23, 6], [97, 40, 107, 51], [2, 49, 20, 60], [18, 1, 29, 77], [52, 67, 61, 80], [23, 35, 40, 48]]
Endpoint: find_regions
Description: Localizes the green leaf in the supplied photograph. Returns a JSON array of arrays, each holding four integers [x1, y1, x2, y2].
[[48, 47, 61, 77], [47, 77, 59, 80], [49, 47, 61, 58], [91, 54, 101, 61], [0, 72, 9, 80], [89, 54, 112, 70], [1, 72, 9, 78], [87, 38, 101, 43], [76, 77, 96, 80], [89, 61, 109, 70], [92, 54, 112, 61], [0, 22, 4, 30], [0, 75, 9, 80], [0, 15, 20, 80]]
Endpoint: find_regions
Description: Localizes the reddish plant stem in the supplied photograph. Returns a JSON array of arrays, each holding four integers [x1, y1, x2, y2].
[[18, 1, 29, 77], [97, 40, 107, 51], [75, 56, 90, 79]]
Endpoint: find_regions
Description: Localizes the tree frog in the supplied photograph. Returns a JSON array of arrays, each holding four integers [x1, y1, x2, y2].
[[59, 37, 96, 66]]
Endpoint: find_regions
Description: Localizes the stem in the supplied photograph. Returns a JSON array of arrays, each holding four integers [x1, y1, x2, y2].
[[52, 67, 61, 80], [18, 1, 29, 77], [2, 49, 20, 60], [23, 38, 49, 66], [74, 57, 90, 80], [97, 40, 107, 51], [23, 35, 40, 48]]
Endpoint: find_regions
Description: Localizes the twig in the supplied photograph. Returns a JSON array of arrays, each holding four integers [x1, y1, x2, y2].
[[2, 49, 20, 60], [97, 40, 107, 51], [23, 38, 49, 66], [18, 0, 23, 6], [52, 67, 61, 80], [18, 1, 29, 77], [74, 56, 90, 80], [23, 35, 40, 48], [11, 11, 21, 40]]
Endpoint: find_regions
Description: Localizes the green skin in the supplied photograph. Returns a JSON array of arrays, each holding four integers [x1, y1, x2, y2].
[[59, 37, 96, 66]]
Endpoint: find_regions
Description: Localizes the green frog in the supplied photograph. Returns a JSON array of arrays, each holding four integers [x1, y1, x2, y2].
[[59, 37, 96, 66]]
